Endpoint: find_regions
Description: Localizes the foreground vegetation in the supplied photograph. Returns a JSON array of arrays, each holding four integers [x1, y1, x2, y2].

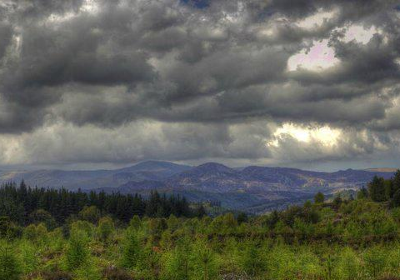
[[1, 172, 400, 279]]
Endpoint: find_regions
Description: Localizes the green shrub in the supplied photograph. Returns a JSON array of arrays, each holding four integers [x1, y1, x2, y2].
[[23, 223, 48, 244]]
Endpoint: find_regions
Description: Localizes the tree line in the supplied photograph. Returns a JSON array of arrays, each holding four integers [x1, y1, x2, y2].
[[0, 181, 204, 227], [360, 170, 400, 206]]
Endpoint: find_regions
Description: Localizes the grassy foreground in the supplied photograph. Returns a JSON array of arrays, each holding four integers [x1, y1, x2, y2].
[[2, 176, 400, 279]]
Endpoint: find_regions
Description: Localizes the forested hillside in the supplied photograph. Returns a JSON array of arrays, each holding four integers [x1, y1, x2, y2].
[[0, 161, 395, 213], [0, 181, 203, 226], [1, 172, 400, 279]]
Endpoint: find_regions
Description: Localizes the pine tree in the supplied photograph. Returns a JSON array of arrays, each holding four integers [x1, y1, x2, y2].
[[195, 242, 218, 280], [237, 212, 248, 224], [392, 170, 400, 194], [162, 237, 192, 280], [384, 179, 394, 200], [0, 245, 21, 280], [129, 215, 142, 231], [391, 189, 400, 208], [121, 229, 142, 269], [314, 192, 325, 204], [65, 230, 90, 271], [98, 216, 114, 243], [368, 176, 386, 202], [241, 241, 264, 276]]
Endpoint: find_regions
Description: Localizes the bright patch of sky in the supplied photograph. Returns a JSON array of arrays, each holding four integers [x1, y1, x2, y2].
[[287, 39, 339, 71], [287, 24, 379, 72], [269, 123, 340, 147], [342, 25, 378, 44]]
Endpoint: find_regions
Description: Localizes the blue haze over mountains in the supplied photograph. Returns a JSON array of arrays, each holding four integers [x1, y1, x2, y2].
[[0, 161, 395, 213]]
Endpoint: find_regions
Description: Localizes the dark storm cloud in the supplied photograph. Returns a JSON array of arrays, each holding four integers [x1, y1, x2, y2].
[[5, 18, 154, 88], [9, 0, 85, 21], [290, 34, 400, 86], [0, 0, 399, 166], [0, 23, 12, 60], [1, 0, 399, 129], [252, 0, 397, 21]]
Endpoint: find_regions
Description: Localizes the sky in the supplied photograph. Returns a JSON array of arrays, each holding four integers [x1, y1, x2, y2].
[[0, 0, 399, 171]]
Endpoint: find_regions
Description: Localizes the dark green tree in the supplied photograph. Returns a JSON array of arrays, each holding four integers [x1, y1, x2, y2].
[[392, 170, 400, 194], [195, 205, 207, 218], [333, 195, 343, 208], [384, 179, 394, 200], [314, 192, 325, 204], [237, 212, 249, 224], [391, 189, 400, 208], [368, 176, 386, 202]]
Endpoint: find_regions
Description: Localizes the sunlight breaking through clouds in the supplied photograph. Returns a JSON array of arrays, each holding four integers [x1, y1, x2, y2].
[[287, 39, 339, 71], [269, 124, 341, 147]]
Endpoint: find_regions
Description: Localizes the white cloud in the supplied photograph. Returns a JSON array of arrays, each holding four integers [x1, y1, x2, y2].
[[297, 9, 338, 29]]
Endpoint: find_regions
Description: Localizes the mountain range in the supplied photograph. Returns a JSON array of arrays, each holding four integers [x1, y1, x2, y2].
[[0, 161, 396, 213]]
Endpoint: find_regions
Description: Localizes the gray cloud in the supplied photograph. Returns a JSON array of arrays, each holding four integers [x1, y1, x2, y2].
[[0, 0, 399, 167]]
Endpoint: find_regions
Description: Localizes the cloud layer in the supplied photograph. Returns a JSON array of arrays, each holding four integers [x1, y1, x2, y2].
[[0, 0, 399, 169]]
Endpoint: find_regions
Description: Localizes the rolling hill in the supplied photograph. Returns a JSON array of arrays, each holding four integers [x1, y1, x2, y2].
[[0, 161, 396, 213]]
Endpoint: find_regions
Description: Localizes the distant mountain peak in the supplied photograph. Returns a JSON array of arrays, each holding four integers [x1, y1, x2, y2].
[[120, 160, 191, 172], [196, 162, 234, 172]]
